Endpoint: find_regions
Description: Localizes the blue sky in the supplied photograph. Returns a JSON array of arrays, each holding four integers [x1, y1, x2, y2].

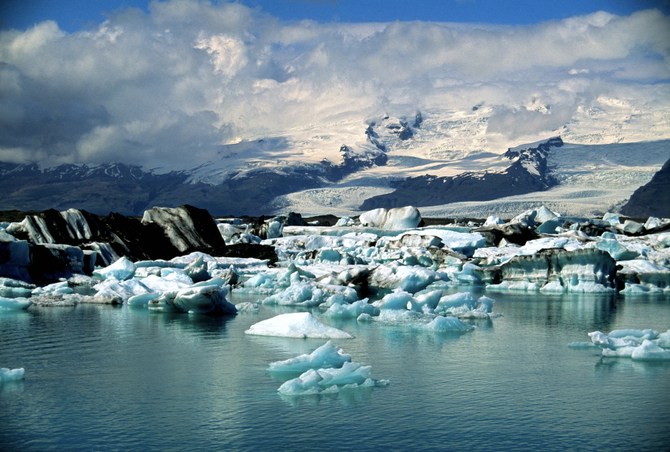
[[2, 0, 670, 32]]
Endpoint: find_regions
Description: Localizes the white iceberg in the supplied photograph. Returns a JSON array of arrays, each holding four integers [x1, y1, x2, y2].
[[245, 312, 354, 339], [277, 361, 389, 396], [96, 256, 136, 281], [268, 341, 351, 373]]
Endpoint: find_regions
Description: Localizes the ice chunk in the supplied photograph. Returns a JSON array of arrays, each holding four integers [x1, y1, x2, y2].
[[0, 296, 32, 310], [434, 292, 477, 315], [608, 329, 658, 341], [277, 361, 388, 396], [631, 340, 670, 361], [602, 212, 620, 225], [407, 290, 442, 313], [359, 206, 421, 230], [535, 206, 559, 223], [140, 274, 192, 293], [368, 261, 444, 293], [484, 216, 504, 227], [595, 236, 639, 261], [172, 284, 236, 315], [422, 316, 474, 333], [245, 312, 354, 339], [0, 368, 25, 383], [94, 277, 152, 300], [183, 255, 210, 282], [323, 299, 380, 318], [31, 281, 73, 296], [372, 289, 414, 310], [655, 329, 670, 348], [96, 256, 136, 281], [127, 292, 160, 307], [268, 341, 351, 373]]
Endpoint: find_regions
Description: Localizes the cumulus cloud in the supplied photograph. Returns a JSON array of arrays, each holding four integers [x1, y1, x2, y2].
[[0, 0, 668, 168]]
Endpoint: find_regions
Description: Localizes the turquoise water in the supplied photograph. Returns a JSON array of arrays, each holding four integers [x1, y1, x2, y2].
[[1, 292, 669, 451]]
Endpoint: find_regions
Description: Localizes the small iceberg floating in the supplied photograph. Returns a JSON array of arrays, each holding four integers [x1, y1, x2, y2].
[[1, 367, 26, 383]]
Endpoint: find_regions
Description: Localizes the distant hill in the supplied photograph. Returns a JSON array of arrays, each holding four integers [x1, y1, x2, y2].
[[620, 158, 670, 219]]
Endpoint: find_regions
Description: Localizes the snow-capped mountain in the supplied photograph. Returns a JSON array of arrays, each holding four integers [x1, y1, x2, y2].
[[1, 104, 669, 218]]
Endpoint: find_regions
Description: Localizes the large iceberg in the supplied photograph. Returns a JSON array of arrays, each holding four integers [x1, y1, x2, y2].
[[359, 206, 422, 230], [245, 312, 354, 339]]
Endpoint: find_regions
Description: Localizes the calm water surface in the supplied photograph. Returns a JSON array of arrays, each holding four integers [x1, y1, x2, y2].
[[1, 291, 669, 451]]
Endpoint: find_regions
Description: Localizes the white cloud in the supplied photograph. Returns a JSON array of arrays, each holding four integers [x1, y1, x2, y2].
[[0, 1, 668, 167]]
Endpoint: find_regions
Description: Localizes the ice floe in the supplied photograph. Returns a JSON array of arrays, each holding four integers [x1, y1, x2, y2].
[[576, 329, 670, 360], [245, 312, 354, 339]]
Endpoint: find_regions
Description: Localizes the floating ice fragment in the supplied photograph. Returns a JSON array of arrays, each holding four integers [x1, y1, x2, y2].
[[422, 316, 474, 333], [0, 368, 25, 382], [268, 341, 351, 373], [96, 256, 136, 281], [630, 340, 670, 361], [245, 312, 354, 339], [323, 299, 380, 318], [0, 296, 32, 310], [277, 361, 388, 396]]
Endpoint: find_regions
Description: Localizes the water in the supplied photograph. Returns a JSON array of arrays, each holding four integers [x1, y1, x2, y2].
[[1, 292, 670, 452]]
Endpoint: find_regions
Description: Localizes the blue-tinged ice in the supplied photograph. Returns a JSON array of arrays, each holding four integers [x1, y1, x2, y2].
[[277, 361, 389, 396], [0, 368, 25, 383], [127, 292, 160, 307], [422, 316, 474, 333], [372, 289, 414, 310], [149, 284, 236, 315], [268, 341, 351, 373], [96, 256, 136, 281], [323, 299, 380, 318], [0, 296, 32, 310], [245, 312, 354, 338], [586, 329, 670, 360]]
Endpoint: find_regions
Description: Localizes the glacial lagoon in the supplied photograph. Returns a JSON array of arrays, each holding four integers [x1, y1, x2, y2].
[[1, 291, 669, 452]]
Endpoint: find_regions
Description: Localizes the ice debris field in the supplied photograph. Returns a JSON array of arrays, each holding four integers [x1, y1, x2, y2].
[[2, 205, 670, 396]]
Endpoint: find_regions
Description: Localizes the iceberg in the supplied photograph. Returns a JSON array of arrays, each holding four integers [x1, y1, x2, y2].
[[245, 312, 354, 339], [0, 296, 32, 310], [584, 329, 670, 360], [0, 368, 25, 383], [268, 341, 351, 373], [95, 256, 136, 281], [422, 316, 474, 333], [148, 284, 237, 315], [323, 299, 380, 318], [277, 361, 389, 396], [359, 206, 421, 230]]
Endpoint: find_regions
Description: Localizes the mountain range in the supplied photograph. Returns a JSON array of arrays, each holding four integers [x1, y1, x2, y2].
[[1, 106, 669, 219]]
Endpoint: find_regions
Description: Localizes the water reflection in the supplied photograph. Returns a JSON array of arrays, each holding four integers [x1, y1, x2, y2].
[[278, 385, 378, 408], [595, 357, 670, 374], [0, 379, 24, 394]]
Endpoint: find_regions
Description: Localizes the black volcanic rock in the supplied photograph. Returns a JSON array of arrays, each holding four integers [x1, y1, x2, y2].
[[620, 157, 670, 219], [1, 205, 281, 283]]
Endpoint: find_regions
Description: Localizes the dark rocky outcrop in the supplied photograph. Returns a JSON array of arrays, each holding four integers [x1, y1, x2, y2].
[[620, 157, 670, 219], [473, 223, 540, 247], [1, 205, 278, 284]]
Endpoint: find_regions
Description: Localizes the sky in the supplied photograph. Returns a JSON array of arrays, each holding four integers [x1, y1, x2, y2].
[[1, 0, 669, 169]]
